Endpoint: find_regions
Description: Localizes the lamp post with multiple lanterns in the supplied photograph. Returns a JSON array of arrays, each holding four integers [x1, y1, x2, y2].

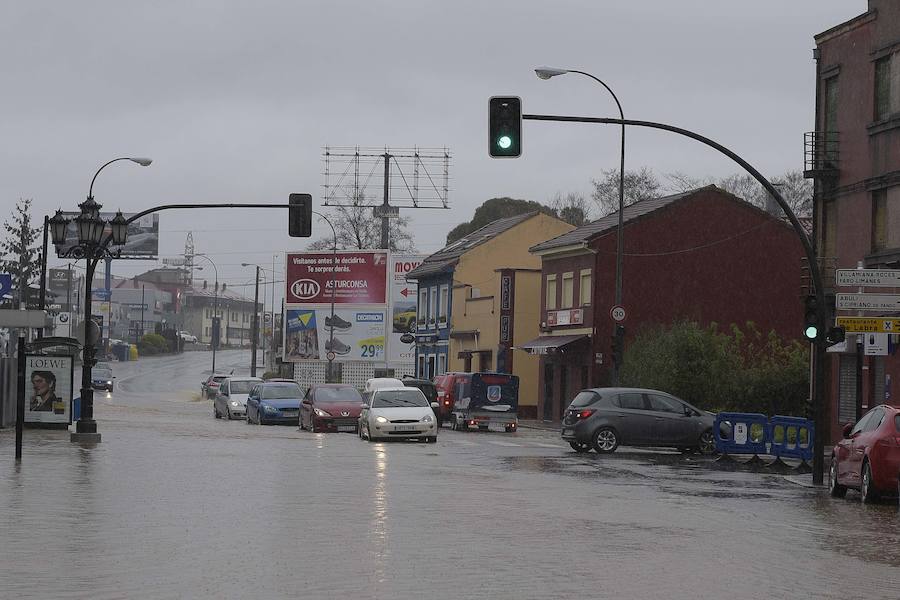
[[48, 157, 152, 443]]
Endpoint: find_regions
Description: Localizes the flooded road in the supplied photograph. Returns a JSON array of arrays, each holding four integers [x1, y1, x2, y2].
[[2, 350, 898, 599]]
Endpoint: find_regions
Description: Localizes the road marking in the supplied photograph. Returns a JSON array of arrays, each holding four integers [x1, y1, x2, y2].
[[485, 440, 522, 447], [529, 442, 563, 449]]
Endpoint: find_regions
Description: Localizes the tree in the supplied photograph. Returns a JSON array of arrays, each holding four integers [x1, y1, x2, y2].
[[306, 202, 416, 252], [0, 198, 41, 308], [446, 197, 555, 244], [591, 167, 662, 217], [666, 169, 813, 217], [550, 191, 591, 226]]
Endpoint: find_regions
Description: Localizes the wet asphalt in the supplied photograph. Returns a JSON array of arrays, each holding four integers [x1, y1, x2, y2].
[[1, 349, 898, 600]]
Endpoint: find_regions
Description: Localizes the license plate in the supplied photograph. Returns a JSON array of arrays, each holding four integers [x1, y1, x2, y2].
[[337, 425, 356, 432], [395, 425, 418, 431], [488, 423, 507, 432], [562, 428, 574, 436], [281, 410, 298, 417]]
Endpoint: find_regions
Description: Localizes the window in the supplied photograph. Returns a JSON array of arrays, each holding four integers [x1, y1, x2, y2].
[[579, 269, 591, 306], [561, 272, 574, 308], [429, 287, 437, 325], [437, 353, 447, 376], [616, 392, 645, 410], [418, 353, 426, 378], [647, 394, 681, 413], [418, 288, 427, 328], [873, 189, 887, 252], [570, 391, 599, 408], [874, 55, 891, 121], [438, 284, 449, 326], [864, 408, 885, 432], [850, 411, 874, 436], [545, 275, 557, 310]]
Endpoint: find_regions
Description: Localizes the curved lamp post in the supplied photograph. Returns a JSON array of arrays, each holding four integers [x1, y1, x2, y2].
[[49, 157, 152, 444], [241, 262, 270, 377], [536, 67, 627, 384], [194, 254, 220, 373]]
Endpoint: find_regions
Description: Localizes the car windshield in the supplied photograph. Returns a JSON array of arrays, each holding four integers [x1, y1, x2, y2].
[[229, 381, 256, 394], [373, 389, 429, 408], [92, 369, 112, 380], [261, 384, 301, 399], [569, 391, 599, 408], [316, 387, 362, 403]]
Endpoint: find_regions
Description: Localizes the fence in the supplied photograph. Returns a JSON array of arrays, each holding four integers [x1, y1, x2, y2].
[[714, 412, 815, 470]]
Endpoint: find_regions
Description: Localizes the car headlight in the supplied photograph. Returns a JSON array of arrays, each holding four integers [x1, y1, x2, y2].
[[314, 408, 332, 418], [374, 416, 388, 424], [106, 381, 113, 385], [420, 414, 433, 423], [230, 401, 240, 407], [263, 405, 278, 413]]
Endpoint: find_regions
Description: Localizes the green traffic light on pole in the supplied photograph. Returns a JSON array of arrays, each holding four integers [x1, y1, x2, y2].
[[497, 135, 512, 150], [488, 96, 522, 158], [803, 295, 819, 341]]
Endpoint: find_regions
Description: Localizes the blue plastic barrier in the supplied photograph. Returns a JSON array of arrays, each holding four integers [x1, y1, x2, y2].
[[714, 412, 770, 456], [769, 415, 814, 463]]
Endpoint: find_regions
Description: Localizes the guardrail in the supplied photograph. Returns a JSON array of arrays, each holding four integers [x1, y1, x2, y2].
[[714, 412, 814, 473]]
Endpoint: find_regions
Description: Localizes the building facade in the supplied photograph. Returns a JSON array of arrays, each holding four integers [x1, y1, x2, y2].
[[408, 212, 574, 417], [182, 281, 259, 348], [528, 187, 806, 421], [808, 0, 900, 441]]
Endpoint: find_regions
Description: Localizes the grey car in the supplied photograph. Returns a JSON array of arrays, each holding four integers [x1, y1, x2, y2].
[[561, 387, 716, 454]]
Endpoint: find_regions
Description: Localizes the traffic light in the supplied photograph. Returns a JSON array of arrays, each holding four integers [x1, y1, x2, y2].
[[288, 193, 312, 237], [488, 96, 522, 158], [803, 295, 819, 341]]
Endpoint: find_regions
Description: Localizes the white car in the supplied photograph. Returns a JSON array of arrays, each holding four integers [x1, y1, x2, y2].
[[358, 385, 439, 443], [214, 376, 263, 419], [179, 331, 198, 344]]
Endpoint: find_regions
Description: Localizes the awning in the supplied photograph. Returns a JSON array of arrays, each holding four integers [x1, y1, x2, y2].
[[517, 334, 588, 355]]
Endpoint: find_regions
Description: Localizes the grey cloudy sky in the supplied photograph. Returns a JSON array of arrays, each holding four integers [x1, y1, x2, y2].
[[1, 0, 859, 303]]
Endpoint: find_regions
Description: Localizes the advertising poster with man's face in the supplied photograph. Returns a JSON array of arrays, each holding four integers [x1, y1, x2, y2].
[[25, 355, 74, 424], [283, 308, 386, 362]]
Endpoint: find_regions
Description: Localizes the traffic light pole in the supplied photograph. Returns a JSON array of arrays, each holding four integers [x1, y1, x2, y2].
[[524, 112, 829, 484]]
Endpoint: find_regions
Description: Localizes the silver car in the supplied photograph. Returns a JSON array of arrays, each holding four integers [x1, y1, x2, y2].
[[214, 376, 263, 420]]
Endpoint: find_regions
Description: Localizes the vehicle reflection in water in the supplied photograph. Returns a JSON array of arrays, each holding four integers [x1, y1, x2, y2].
[[370, 446, 390, 588], [811, 494, 900, 568]]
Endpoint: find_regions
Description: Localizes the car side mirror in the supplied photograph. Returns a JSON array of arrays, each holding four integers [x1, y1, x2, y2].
[[683, 407, 692, 417], [430, 402, 439, 409], [842, 422, 853, 438]]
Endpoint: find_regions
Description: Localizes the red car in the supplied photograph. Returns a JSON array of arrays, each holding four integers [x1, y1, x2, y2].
[[829, 404, 900, 503], [433, 372, 466, 424], [299, 384, 364, 433]]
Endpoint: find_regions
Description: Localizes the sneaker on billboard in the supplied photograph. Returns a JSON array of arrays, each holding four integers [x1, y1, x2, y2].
[[325, 337, 351, 355], [325, 315, 352, 330]]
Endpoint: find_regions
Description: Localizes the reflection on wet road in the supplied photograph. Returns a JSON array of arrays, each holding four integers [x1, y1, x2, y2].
[[2, 350, 898, 599]]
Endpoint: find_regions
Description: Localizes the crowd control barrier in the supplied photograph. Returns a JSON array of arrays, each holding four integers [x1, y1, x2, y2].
[[714, 412, 770, 457], [769, 415, 814, 463], [713, 412, 815, 471]]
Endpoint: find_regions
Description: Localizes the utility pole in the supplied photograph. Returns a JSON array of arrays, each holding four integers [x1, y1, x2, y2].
[[251, 265, 260, 377], [381, 152, 391, 249]]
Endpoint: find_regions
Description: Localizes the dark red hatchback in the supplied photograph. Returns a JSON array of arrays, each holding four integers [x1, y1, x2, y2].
[[830, 404, 900, 504], [300, 384, 364, 433]]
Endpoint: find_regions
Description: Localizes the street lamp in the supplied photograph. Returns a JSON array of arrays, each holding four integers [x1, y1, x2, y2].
[[194, 254, 220, 373], [536, 66, 627, 384], [241, 262, 268, 377], [49, 156, 152, 444]]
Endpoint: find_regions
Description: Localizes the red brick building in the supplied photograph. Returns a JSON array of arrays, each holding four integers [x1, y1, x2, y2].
[[807, 0, 900, 441], [526, 186, 805, 421]]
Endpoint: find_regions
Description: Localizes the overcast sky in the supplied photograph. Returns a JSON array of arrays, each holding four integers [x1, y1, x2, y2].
[[1, 0, 860, 305]]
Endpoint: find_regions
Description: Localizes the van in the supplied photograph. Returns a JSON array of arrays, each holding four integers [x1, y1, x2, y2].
[[433, 372, 467, 423]]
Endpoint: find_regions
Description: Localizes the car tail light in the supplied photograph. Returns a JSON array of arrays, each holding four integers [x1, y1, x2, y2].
[[577, 409, 595, 419], [444, 400, 450, 406], [469, 420, 477, 426]]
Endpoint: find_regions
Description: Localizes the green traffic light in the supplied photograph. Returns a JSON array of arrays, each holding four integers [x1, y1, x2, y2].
[[804, 325, 818, 340], [497, 135, 512, 150]]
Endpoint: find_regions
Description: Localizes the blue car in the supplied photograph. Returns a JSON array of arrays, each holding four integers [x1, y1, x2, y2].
[[91, 367, 114, 392], [246, 381, 303, 425]]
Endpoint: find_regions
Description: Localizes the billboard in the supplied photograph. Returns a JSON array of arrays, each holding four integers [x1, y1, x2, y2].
[[284, 307, 386, 362], [56, 212, 160, 259], [285, 250, 388, 305], [24, 354, 74, 424], [389, 254, 425, 363]]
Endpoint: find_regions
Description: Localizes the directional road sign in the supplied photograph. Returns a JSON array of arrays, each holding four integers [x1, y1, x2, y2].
[[835, 317, 900, 333], [836, 269, 900, 287], [836, 293, 900, 312]]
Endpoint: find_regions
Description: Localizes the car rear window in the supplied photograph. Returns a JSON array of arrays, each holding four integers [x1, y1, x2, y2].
[[316, 387, 362, 403], [570, 391, 600, 408]]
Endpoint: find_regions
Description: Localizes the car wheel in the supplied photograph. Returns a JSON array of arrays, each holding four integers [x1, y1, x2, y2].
[[309, 418, 317, 433], [697, 429, 716, 455], [591, 427, 619, 454], [861, 461, 879, 504], [828, 458, 847, 498], [569, 441, 591, 453]]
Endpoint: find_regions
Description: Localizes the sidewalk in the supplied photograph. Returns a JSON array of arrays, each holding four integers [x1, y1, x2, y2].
[[517, 419, 560, 432]]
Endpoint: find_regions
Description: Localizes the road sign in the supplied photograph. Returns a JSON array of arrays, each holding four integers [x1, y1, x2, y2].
[[836, 293, 900, 312], [373, 205, 400, 219], [610, 305, 626, 322], [326, 351, 336, 361], [836, 269, 900, 287], [835, 317, 900, 333]]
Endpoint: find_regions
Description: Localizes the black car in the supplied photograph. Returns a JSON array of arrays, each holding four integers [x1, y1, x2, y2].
[[91, 367, 115, 392], [561, 387, 716, 454], [402, 377, 441, 426]]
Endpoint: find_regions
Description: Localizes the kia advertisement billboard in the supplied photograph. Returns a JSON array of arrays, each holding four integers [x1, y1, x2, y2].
[[286, 251, 388, 305]]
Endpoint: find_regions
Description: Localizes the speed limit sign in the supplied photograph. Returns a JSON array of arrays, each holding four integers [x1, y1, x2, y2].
[[326, 351, 336, 361], [610, 305, 627, 322]]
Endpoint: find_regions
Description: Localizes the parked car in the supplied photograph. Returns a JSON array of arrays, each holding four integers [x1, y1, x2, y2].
[[433, 372, 466, 426], [91, 366, 115, 392], [300, 384, 364, 433], [213, 376, 263, 420], [201, 373, 230, 398], [246, 381, 303, 425], [402, 377, 440, 426], [178, 331, 198, 344], [829, 404, 900, 504], [358, 384, 439, 443], [561, 387, 716, 454]]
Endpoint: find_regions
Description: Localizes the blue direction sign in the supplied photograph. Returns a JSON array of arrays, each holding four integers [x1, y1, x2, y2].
[[92, 288, 112, 301], [0, 273, 11, 298]]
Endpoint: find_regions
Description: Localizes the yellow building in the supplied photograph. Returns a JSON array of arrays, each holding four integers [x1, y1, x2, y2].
[[407, 212, 574, 417]]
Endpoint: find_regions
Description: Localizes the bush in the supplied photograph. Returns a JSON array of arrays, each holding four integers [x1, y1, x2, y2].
[[620, 321, 809, 416], [137, 333, 169, 355]]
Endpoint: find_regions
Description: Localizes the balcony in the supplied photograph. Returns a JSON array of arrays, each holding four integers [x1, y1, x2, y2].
[[803, 131, 839, 180]]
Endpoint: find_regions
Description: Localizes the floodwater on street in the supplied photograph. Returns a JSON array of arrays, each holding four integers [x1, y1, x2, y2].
[[2, 350, 898, 600]]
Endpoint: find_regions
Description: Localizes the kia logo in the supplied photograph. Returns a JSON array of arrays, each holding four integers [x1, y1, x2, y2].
[[291, 279, 320, 300]]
